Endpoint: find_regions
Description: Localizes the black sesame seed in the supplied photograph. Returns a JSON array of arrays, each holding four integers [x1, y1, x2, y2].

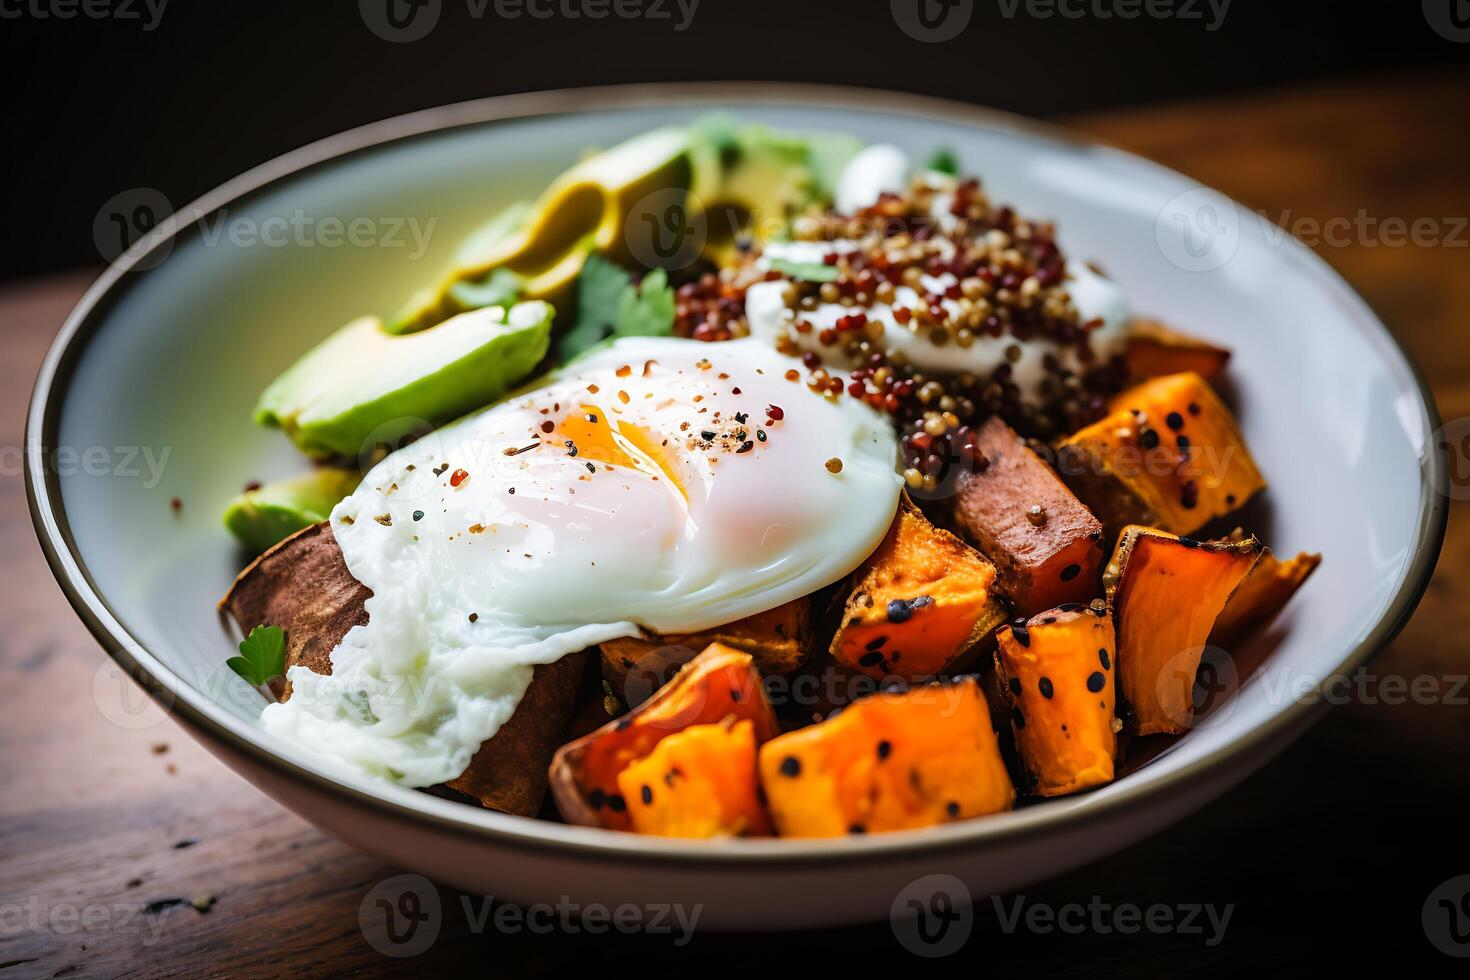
[[1010, 706, 1026, 729], [1099, 647, 1112, 670], [640, 785, 653, 805], [607, 793, 627, 813], [1176, 434, 1191, 452], [848, 823, 867, 835], [1139, 428, 1161, 450], [1179, 536, 1201, 549], [1039, 677, 1054, 700], [412, 510, 424, 522], [1060, 563, 1082, 581], [1188, 401, 1201, 416], [1086, 671, 1106, 693], [1165, 411, 1184, 431], [730, 687, 743, 703], [1011, 623, 1031, 648], [700, 430, 716, 441], [1058, 602, 1084, 613], [757, 429, 767, 442], [1008, 677, 1022, 696], [858, 651, 885, 668], [877, 740, 892, 760], [865, 635, 887, 651], [587, 788, 607, 809], [779, 756, 801, 778], [736, 440, 755, 454], [946, 801, 961, 818]]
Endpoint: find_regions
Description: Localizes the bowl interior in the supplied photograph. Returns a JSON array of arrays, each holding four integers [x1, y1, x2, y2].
[[41, 94, 1438, 849]]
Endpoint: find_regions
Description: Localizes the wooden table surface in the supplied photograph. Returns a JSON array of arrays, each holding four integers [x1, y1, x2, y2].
[[3, 69, 1467, 977]]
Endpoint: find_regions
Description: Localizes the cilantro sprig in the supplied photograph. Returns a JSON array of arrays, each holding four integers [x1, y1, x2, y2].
[[227, 625, 286, 688], [557, 254, 676, 362], [924, 147, 960, 176]]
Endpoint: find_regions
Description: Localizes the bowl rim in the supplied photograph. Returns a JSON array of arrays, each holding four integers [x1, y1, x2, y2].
[[26, 81, 1448, 868]]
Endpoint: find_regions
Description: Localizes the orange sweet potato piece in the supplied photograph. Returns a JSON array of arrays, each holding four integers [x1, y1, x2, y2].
[[1211, 548, 1322, 649], [600, 598, 810, 707], [829, 497, 1007, 679], [1057, 371, 1265, 537], [995, 605, 1118, 796], [1106, 525, 1261, 735], [949, 417, 1105, 615], [758, 676, 1014, 837], [617, 718, 772, 838], [219, 522, 585, 816], [548, 643, 780, 831], [1125, 320, 1230, 382]]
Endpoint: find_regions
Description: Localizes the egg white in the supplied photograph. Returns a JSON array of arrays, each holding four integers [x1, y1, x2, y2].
[[261, 336, 901, 786]]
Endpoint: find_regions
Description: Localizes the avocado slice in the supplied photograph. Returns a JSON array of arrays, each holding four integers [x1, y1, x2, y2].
[[256, 300, 553, 459], [223, 467, 362, 555]]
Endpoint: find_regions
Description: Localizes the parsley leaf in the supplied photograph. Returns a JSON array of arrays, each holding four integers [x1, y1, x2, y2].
[[924, 147, 960, 176], [227, 625, 286, 688], [768, 256, 840, 283], [557, 254, 675, 362], [447, 266, 522, 312]]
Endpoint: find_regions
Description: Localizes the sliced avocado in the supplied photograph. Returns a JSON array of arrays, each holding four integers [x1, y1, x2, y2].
[[256, 300, 553, 459], [389, 127, 694, 333], [223, 467, 362, 555]]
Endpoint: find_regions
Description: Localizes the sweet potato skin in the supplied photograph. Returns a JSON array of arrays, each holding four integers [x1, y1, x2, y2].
[[758, 676, 1014, 837], [549, 643, 780, 831], [617, 718, 772, 838], [829, 497, 1007, 679], [219, 522, 585, 817], [995, 606, 1117, 796], [1058, 371, 1265, 537], [600, 598, 810, 707], [1125, 320, 1230, 381], [1106, 525, 1261, 735], [1211, 549, 1322, 649], [949, 417, 1104, 615]]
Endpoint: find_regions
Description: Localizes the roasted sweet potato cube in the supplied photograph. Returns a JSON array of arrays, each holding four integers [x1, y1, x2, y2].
[[829, 497, 1007, 679], [1106, 525, 1261, 735], [548, 643, 780, 831], [758, 676, 1014, 837], [600, 598, 810, 707], [1125, 320, 1231, 381], [1057, 371, 1265, 537], [949, 417, 1104, 615], [1210, 547, 1322, 649], [995, 605, 1118, 796], [617, 718, 771, 838]]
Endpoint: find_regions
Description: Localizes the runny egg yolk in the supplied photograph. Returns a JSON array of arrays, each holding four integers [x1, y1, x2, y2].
[[557, 402, 688, 503]]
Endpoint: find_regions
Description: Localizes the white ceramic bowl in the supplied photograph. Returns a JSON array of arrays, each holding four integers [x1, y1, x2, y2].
[[26, 84, 1446, 930]]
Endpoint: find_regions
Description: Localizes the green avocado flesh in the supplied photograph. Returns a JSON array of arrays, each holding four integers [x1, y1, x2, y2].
[[255, 300, 553, 459], [223, 467, 362, 555]]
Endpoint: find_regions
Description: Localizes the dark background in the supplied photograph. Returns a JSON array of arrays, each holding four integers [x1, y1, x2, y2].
[[1, 0, 1464, 281]]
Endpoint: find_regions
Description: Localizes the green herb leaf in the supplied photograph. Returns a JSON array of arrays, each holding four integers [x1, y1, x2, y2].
[[924, 147, 960, 176], [227, 625, 286, 688], [768, 256, 840, 283], [557, 254, 675, 362], [446, 266, 522, 311]]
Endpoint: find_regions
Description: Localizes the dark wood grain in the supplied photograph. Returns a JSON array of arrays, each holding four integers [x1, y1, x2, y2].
[[3, 69, 1467, 977]]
